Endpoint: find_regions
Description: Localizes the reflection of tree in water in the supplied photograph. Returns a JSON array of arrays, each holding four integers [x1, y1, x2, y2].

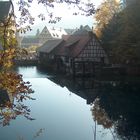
[[91, 78, 140, 140], [0, 84, 35, 126], [0, 100, 34, 126], [91, 98, 115, 140], [91, 98, 113, 129], [17, 128, 45, 140]]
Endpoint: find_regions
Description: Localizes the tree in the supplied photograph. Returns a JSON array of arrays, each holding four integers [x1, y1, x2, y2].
[[113, 0, 140, 64], [94, 0, 140, 65], [0, 13, 34, 125], [94, 0, 120, 37]]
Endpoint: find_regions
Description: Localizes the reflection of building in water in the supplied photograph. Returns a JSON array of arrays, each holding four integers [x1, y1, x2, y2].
[[48, 76, 95, 104], [48, 76, 113, 104], [48, 75, 127, 104]]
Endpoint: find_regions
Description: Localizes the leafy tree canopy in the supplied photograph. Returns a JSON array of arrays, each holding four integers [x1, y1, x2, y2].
[[94, 0, 140, 65]]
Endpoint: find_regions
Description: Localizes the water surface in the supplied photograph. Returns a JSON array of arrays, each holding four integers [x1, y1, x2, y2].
[[1, 66, 140, 140]]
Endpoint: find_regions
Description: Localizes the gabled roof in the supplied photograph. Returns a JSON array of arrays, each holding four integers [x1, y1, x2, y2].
[[40, 26, 67, 39], [0, 1, 11, 23], [83, 25, 92, 31], [37, 39, 64, 53], [47, 27, 67, 38]]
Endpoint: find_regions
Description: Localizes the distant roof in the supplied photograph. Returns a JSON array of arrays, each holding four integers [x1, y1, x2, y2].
[[73, 29, 89, 35], [0, 1, 11, 22], [83, 25, 92, 31], [41, 26, 67, 39], [73, 25, 92, 35], [65, 29, 77, 35], [21, 37, 39, 44], [38, 39, 64, 53]]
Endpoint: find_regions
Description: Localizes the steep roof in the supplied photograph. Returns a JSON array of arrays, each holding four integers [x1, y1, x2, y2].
[[40, 26, 67, 39], [38, 39, 64, 53], [84, 25, 92, 31], [0, 1, 11, 22], [47, 27, 67, 38]]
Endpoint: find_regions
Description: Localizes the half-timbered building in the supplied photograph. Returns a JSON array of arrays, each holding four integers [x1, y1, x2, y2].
[[57, 31, 109, 75], [38, 29, 109, 76]]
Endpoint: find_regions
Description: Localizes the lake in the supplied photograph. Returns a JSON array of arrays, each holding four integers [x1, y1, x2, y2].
[[0, 66, 140, 140]]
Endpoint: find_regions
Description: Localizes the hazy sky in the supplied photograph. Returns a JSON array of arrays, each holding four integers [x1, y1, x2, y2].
[[13, 0, 103, 35]]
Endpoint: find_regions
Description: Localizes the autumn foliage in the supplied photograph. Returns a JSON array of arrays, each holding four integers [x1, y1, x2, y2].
[[0, 7, 34, 127]]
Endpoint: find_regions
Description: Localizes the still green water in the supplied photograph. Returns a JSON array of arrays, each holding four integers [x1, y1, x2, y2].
[[0, 66, 140, 140]]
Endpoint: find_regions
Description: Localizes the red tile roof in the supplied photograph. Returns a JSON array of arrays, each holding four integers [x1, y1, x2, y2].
[[56, 32, 93, 57]]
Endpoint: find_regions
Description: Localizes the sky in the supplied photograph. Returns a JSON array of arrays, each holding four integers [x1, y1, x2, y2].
[[13, 0, 103, 35]]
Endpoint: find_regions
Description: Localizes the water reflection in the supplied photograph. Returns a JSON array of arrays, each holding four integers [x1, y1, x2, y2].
[[1, 66, 140, 140], [48, 74, 140, 140], [96, 78, 140, 140], [0, 89, 34, 126], [48, 76, 98, 104]]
